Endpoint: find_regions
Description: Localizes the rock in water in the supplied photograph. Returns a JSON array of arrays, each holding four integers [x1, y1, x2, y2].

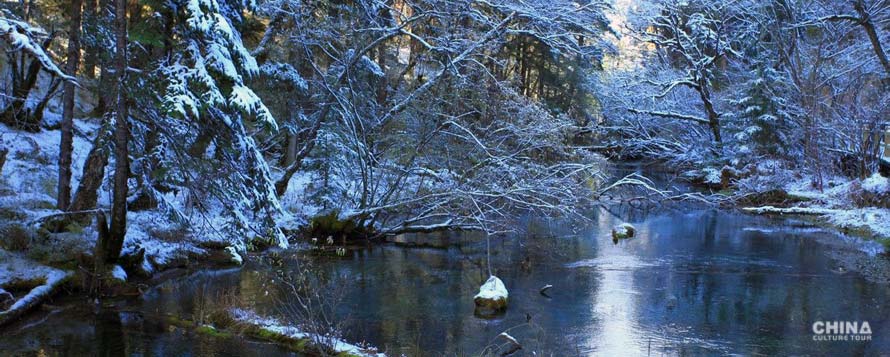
[[474, 276, 508, 315], [611, 223, 636, 242], [666, 294, 678, 309]]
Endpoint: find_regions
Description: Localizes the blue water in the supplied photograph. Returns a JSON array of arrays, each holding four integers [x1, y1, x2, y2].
[[2, 206, 888, 356]]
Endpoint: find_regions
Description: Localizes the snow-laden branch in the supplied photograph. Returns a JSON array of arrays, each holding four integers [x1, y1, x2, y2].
[[377, 11, 518, 127], [0, 18, 76, 83], [627, 108, 711, 125]]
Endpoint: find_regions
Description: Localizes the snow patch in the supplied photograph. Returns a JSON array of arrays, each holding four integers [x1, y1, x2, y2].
[[782, 175, 854, 207], [111, 265, 127, 282], [826, 208, 890, 241], [862, 173, 890, 193], [741, 206, 836, 215], [0, 250, 72, 318], [230, 308, 384, 356], [225, 246, 243, 265], [474, 275, 508, 301], [701, 167, 722, 185]]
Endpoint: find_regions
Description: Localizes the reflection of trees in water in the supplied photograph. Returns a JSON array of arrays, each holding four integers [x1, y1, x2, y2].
[[616, 210, 889, 356], [95, 311, 124, 357]]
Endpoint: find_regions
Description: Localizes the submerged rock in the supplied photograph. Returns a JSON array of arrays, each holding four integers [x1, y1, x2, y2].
[[474, 276, 508, 314], [611, 223, 636, 241], [666, 294, 678, 309]]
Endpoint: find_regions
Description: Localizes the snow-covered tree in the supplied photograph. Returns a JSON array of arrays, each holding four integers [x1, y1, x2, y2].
[[0, 14, 76, 130], [625, 0, 753, 151], [253, 0, 616, 235], [123, 0, 288, 247], [595, 0, 888, 181]]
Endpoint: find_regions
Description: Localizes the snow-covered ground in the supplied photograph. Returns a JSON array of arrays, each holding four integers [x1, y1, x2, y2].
[[0, 250, 69, 288], [1, 115, 242, 276], [0, 250, 72, 323], [782, 173, 890, 240], [1, 117, 100, 220], [826, 208, 890, 240], [737, 166, 890, 245], [230, 308, 384, 357], [278, 170, 320, 228]]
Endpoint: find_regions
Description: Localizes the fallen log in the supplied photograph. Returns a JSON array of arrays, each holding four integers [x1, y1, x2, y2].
[[0, 270, 73, 326], [742, 206, 837, 216]]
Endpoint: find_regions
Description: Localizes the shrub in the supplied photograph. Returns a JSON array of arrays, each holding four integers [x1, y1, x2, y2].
[[0, 224, 32, 251]]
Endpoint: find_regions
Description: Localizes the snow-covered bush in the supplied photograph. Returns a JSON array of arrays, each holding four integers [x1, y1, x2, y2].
[[850, 173, 890, 208]]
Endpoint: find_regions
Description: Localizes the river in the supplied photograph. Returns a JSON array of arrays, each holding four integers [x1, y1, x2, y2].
[[1, 200, 888, 355]]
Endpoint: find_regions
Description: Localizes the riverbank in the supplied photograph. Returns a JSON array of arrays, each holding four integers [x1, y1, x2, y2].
[[2, 114, 888, 354], [0, 118, 383, 354], [661, 159, 890, 251], [734, 170, 889, 251], [3, 194, 890, 354]]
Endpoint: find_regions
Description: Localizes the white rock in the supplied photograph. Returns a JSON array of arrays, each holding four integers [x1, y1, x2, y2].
[[474, 275, 508, 310]]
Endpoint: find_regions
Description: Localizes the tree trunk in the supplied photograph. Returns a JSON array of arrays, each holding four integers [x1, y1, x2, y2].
[[82, 0, 98, 78], [0, 147, 7, 175], [69, 123, 110, 217], [29, 78, 61, 126], [22, 0, 34, 22], [59, 0, 84, 211], [854, 0, 890, 80], [275, 108, 327, 197], [376, 44, 389, 106], [285, 133, 297, 166], [519, 39, 529, 96], [93, 0, 114, 117], [96, 0, 128, 266], [696, 78, 722, 146]]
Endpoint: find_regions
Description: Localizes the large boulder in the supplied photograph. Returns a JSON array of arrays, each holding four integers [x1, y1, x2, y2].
[[474, 276, 508, 315], [611, 223, 636, 242]]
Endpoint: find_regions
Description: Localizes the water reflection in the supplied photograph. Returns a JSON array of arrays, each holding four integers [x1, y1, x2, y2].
[[584, 209, 648, 355], [1, 207, 889, 356]]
